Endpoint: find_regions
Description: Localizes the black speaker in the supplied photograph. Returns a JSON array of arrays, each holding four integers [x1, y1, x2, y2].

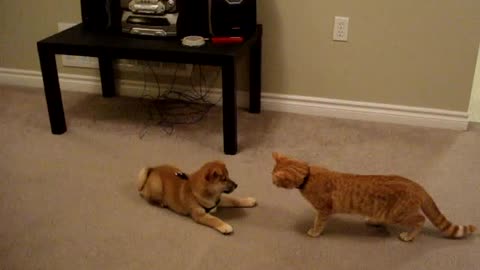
[[176, 0, 209, 37], [210, 0, 256, 37], [177, 0, 256, 38], [81, 0, 121, 32]]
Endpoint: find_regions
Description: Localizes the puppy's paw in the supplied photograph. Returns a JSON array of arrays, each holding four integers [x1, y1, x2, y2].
[[217, 223, 233, 235], [242, 197, 257, 207], [307, 228, 321, 238]]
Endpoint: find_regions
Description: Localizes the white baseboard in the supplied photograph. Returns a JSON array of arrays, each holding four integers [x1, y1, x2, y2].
[[0, 67, 469, 130]]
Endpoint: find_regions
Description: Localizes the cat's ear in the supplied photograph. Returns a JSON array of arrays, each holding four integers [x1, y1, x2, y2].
[[273, 171, 285, 179], [272, 152, 283, 162]]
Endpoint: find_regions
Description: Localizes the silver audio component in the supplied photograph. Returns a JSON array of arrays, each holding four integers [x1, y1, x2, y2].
[[121, 11, 178, 37], [127, 0, 176, 14], [130, 27, 167, 36]]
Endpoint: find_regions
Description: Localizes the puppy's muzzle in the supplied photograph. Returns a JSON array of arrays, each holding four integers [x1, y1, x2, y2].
[[224, 179, 238, 194]]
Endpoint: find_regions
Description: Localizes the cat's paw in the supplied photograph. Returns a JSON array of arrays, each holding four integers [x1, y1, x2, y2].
[[398, 232, 415, 242], [242, 197, 257, 207], [307, 228, 321, 238], [217, 223, 233, 235]]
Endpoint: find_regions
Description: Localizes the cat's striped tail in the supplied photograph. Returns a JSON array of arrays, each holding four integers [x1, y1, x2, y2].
[[421, 193, 476, 239]]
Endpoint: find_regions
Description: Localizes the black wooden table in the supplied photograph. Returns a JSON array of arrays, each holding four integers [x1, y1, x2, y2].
[[37, 23, 262, 155]]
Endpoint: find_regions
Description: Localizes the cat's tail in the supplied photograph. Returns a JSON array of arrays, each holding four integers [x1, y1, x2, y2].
[[421, 193, 476, 239]]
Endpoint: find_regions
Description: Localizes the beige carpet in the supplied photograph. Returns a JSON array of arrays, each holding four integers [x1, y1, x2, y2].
[[0, 85, 479, 270]]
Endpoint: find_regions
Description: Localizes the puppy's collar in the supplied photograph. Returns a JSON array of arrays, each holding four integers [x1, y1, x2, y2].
[[297, 168, 311, 190], [203, 198, 221, 213]]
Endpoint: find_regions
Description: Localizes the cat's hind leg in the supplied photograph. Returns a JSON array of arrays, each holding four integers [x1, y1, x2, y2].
[[307, 211, 329, 237], [397, 214, 425, 242]]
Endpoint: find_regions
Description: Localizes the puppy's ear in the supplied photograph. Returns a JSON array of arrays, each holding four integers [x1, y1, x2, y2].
[[206, 167, 221, 181]]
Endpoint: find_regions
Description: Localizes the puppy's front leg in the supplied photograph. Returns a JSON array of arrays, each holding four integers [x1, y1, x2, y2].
[[191, 208, 233, 234], [219, 194, 257, 208]]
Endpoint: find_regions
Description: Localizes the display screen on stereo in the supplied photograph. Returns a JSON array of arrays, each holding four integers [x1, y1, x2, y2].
[[126, 16, 171, 26]]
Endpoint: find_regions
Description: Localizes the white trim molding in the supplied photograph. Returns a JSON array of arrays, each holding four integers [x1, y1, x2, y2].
[[0, 67, 469, 130]]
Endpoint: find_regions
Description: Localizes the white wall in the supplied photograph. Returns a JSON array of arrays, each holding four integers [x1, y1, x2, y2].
[[469, 44, 480, 123]]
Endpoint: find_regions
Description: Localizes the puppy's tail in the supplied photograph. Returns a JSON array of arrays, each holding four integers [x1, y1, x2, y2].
[[137, 167, 152, 192]]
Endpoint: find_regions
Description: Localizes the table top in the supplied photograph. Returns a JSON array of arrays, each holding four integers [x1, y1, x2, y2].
[[38, 23, 262, 58]]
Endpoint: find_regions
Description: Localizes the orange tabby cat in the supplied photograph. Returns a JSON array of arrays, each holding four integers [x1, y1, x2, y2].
[[271, 152, 476, 242]]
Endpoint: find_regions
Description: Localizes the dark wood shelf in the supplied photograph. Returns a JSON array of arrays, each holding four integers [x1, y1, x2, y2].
[[37, 23, 263, 155]]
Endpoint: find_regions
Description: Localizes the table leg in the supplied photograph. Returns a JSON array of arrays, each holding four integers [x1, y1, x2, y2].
[[38, 46, 66, 134], [222, 60, 238, 155], [249, 34, 262, 113], [99, 56, 116, 97]]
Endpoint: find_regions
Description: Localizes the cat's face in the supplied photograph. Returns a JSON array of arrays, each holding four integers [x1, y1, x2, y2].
[[271, 152, 309, 189]]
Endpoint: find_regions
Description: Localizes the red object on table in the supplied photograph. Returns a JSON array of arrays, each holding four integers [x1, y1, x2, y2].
[[211, 37, 244, 44]]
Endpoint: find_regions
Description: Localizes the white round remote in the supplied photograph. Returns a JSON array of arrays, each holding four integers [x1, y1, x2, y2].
[[181, 36, 206, 47]]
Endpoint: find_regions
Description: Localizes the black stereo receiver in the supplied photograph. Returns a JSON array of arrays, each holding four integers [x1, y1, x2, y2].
[[80, 0, 256, 38]]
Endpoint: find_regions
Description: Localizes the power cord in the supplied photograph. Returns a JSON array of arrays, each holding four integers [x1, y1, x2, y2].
[[138, 61, 221, 138]]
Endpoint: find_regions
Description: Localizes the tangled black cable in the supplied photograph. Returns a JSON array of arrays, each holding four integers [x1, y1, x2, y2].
[[138, 61, 221, 138]]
